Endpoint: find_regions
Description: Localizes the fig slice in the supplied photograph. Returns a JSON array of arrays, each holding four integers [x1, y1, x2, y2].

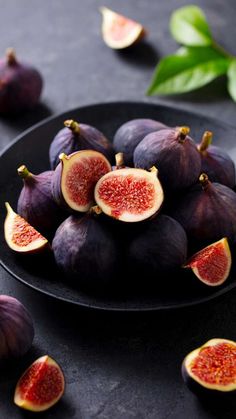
[[100, 6, 145, 49], [4, 202, 48, 253], [184, 238, 231, 286], [182, 338, 236, 395], [52, 150, 111, 212], [94, 166, 164, 222], [14, 355, 65, 412]]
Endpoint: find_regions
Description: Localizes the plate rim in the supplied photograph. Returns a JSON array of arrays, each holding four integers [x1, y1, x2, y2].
[[1, 100, 236, 311]]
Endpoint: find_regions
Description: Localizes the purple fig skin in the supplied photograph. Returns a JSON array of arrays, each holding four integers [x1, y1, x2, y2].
[[197, 132, 236, 189], [0, 48, 43, 114], [126, 215, 187, 275], [170, 174, 236, 248], [49, 120, 114, 169], [113, 118, 168, 166], [134, 127, 201, 191], [52, 214, 118, 288], [0, 295, 34, 360], [51, 162, 68, 211], [17, 166, 66, 234]]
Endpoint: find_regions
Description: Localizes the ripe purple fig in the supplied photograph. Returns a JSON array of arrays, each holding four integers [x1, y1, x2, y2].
[[113, 118, 167, 165], [17, 165, 65, 234], [170, 173, 236, 248], [126, 215, 187, 275], [0, 48, 43, 114], [197, 131, 236, 188], [49, 119, 114, 169], [52, 150, 111, 212], [134, 126, 201, 191], [52, 210, 118, 288], [0, 295, 34, 360]]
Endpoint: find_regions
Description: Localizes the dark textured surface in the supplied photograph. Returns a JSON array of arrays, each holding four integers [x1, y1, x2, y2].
[[0, 1, 236, 418]]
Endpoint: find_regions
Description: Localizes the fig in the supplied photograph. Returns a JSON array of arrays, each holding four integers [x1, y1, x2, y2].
[[0, 48, 43, 114], [197, 131, 236, 188], [4, 202, 48, 253], [0, 295, 34, 360], [182, 338, 236, 396], [17, 165, 65, 234], [100, 7, 146, 49], [184, 238, 232, 286], [113, 119, 167, 165], [94, 166, 164, 222], [14, 355, 65, 412], [134, 126, 201, 191], [52, 210, 118, 287], [52, 150, 111, 212], [126, 215, 187, 275], [170, 173, 236, 248], [49, 119, 114, 169]]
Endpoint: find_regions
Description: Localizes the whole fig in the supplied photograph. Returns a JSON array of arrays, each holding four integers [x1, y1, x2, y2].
[[0, 48, 43, 114], [126, 215, 187, 276], [49, 119, 114, 169], [134, 126, 201, 191], [17, 165, 65, 234], [197, 131, 236, 188], [52, 210, 118, 288], [0, 295, 34, 360], [170, 173, 236, 248], [113, 118, 167, 165]]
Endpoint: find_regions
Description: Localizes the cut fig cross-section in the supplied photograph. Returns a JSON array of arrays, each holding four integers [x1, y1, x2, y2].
[[4, 202, 48, 253], [94, 166, 164, 222], [52, 150, 111, 212], [184, 238, 232, 286], [14, 355, 65, 412], [182, 338, 236, 395]]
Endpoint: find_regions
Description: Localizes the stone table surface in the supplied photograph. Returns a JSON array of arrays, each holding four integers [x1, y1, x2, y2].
[[0, 1, 236, 418]]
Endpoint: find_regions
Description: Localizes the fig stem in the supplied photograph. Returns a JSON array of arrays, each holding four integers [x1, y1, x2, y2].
[[6, 48, 17, 65], [89, 205, 102, 216], [59, 153, 69, 163], [198, 131, 213, 152], [149, 166, 159, 177], [64, 120, 80, 134], [177, 126, 190, 143], [115, 152, 125, 168], [17, 165, 31, 179], [199, 173, 209, 188], [5, 202, 12, 214]]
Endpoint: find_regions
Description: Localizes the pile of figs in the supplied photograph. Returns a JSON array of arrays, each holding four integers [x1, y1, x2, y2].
[[5, 116, 236, 291]]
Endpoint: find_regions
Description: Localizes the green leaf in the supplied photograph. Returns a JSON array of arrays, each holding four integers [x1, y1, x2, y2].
[[147, 47, 230, 96], [170, 5, 212, 46], [227, 59, 236, 102]]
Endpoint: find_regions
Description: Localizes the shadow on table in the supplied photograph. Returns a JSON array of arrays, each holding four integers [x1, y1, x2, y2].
[[116, 40, 160, 69]]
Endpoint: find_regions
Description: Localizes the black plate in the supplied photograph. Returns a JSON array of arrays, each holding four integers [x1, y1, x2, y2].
[[1, 101, 236, 311]]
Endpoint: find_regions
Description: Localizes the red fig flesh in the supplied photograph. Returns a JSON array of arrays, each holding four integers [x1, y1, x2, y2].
[[182, 339, 236, 395], [197, 131, 236, 188], [184, 238, 232, 286], [14, 355, 65, 412], [95, 167, 164, 222], [100, 7, 145, 49], [52, 150, 111, 212], [4, 203, 48, 253]]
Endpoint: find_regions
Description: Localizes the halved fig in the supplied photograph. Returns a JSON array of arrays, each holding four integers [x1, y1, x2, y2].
[[182, 339, 236, 396], [100, 7, 145, 49], [52, 150, 111, 212], [4, 202, 48, 253], [184, 238, 231, 286], [94, 166, 164, 222], [14, 355, 65, 412]]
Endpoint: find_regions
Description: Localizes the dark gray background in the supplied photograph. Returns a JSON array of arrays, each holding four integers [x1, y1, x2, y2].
[[0, 1, 236, 418]]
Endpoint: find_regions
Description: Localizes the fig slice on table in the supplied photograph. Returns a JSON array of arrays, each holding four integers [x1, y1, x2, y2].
[[184, 238, 231, 286], [52, 150, 111, 212], [94, 166, 164, 222], [14, 355, 65, 412], [4, 202, 48, 253], [182, 339, 236, 396], [100, 6, 145, 49]]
